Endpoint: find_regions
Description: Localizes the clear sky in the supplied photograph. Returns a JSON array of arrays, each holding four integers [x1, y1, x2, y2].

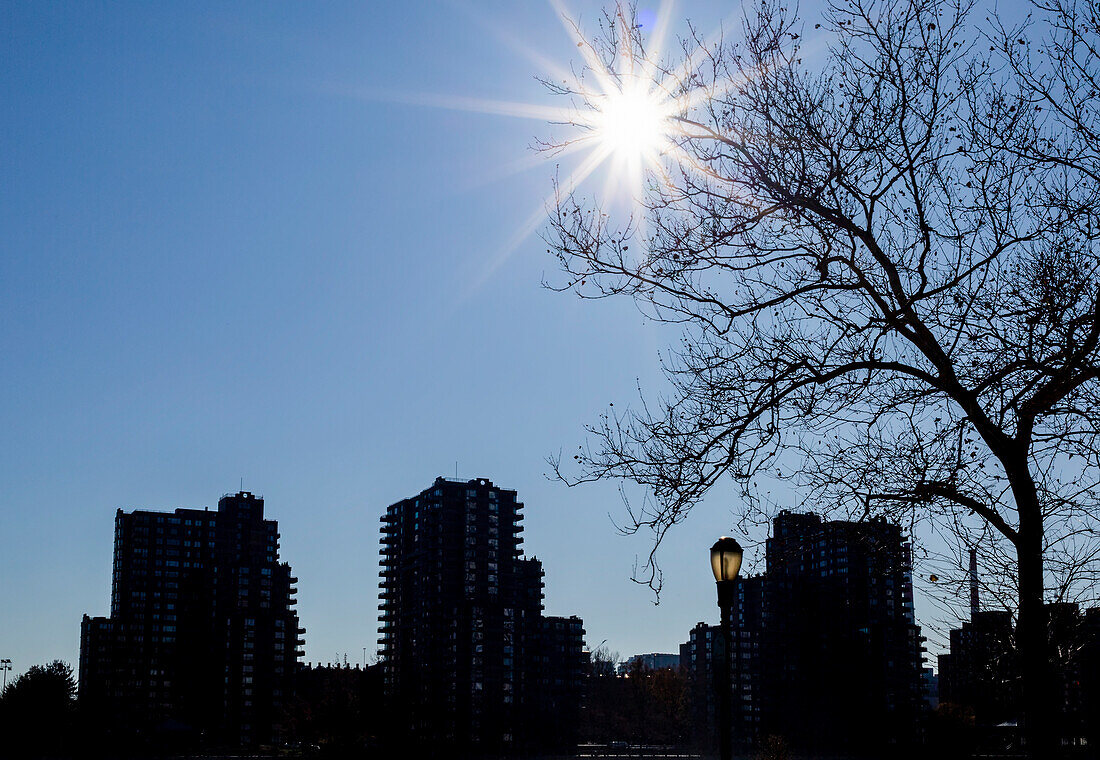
[[0, 0, 949, 678]]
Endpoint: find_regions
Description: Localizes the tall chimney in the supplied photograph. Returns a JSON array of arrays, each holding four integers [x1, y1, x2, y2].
[[969, 547, 979, 620]]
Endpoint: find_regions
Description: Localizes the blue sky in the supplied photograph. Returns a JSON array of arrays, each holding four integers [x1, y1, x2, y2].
[[0, 0, 948, 677]]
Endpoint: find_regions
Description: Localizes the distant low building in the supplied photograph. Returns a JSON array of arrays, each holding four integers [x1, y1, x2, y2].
[[79, 491, 302, 747], [921, 667, 939, 710], [937, 609, 1016, 726], [938, 601, 1100, 749], [618, 652, 680, 675]]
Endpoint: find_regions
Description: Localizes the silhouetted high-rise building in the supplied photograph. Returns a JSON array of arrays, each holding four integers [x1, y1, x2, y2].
[[532, 615, 588, 748], [378, 476, 584, 753], [79, 491, 302, 746], [763, 512, 924, 751], [681, 512, 923, 753], [681, 575, 765, 751]]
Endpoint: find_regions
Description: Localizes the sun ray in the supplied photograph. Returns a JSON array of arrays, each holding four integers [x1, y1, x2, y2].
[[645, 0, 678, 66], [395, 91, 579, 123], [443, 0, 577, 85], [462, 141, 618, 299], [548, 0, 621, 96], [456, 137, 597, 193], [642, 5, 752, 117]]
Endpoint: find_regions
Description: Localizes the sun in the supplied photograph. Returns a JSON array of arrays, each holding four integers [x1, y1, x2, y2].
[[594, 81, 674, 163]]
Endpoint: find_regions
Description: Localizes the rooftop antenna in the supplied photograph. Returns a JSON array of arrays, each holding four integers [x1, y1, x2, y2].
[[969, 547, 979, 620], [456, 461, 459, 479], [240, 477, 244, 492]]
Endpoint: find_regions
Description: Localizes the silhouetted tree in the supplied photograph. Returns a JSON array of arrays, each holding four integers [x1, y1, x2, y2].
[[580, 645, 625, 742], [580, 646, 690, 745], [281, 664, 387, 756], [754, 734, 790, 760], [926, 703, 979, 760], [621, 661, 690, 745], [544, 0, 1100, 754], [0, 660, 76, 758]]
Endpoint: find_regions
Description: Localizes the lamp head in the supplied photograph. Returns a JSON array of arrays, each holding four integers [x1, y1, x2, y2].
[[710, 537, 744, 582]]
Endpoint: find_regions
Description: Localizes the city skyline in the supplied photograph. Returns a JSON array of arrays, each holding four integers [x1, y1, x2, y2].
[[8, 472, 959, 679], [2, 0, 964, 680]]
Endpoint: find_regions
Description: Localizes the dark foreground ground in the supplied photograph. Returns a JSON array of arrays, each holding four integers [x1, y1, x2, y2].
[[67, 748, 1042, 760]]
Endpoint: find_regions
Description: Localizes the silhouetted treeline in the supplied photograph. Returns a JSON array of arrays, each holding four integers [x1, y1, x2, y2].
[[279, 663, 391, 756], [0, 660, 77, 758], [1, 659, 393, 758], [20, 650, 1098, 759], [580, 658, 691, 747]]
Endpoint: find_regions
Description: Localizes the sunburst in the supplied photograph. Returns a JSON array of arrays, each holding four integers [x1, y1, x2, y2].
[[364, 1, 729, 285], [544, 0, 694, 205]]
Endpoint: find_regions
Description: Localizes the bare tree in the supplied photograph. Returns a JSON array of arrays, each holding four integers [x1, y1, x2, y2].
[[543, 0, 1100, 753]]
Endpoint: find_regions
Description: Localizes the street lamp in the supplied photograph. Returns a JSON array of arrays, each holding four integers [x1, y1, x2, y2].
[[711, 537, 743, 760]]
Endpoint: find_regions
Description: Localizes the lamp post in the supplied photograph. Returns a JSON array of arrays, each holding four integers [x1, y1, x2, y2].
[[711, 537, 743, 760]]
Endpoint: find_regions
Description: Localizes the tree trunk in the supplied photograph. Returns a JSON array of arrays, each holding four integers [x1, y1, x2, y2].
[[1015, 484, 1055, 757]]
